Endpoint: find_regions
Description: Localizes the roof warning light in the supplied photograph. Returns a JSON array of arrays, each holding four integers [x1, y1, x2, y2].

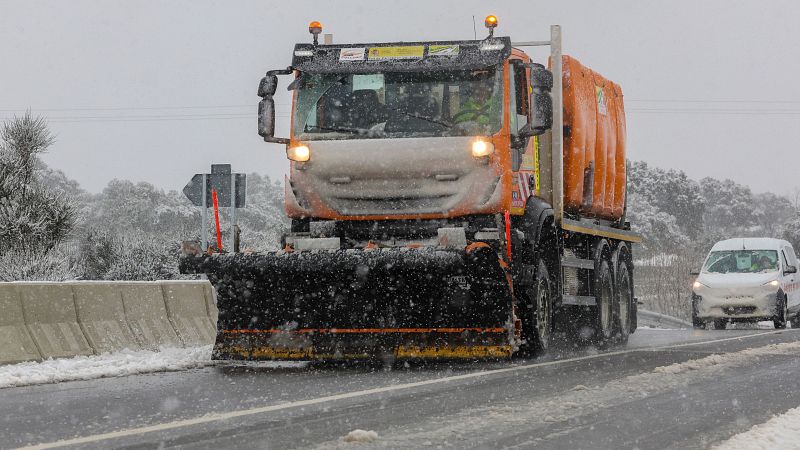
[[309, 21, 323, 45], [484, 15, 498, 37]]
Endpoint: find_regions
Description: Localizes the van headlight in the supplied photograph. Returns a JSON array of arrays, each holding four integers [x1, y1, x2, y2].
[[763, 279, 780, 287]]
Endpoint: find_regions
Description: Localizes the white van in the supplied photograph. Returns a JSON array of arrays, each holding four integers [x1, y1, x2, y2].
[[691, 238, 800, 329]]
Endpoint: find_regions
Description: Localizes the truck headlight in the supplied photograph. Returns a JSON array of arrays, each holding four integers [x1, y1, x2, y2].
[[471, 139, 494, 158], [287, 145, 311, 162]]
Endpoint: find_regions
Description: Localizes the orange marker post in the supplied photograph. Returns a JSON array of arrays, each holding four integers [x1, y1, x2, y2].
[[212, 189, 223, 250]]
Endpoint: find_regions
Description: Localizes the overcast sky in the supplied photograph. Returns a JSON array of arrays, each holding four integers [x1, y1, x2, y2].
[[2, 0, 800, 195]]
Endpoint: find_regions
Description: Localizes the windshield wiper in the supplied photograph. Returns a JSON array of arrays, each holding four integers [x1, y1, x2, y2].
[[308, 125, 371, 134], [386, 107, 452, 129]]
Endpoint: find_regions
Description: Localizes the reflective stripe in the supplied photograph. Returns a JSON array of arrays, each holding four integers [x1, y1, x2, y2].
[[225, 327, 507, 334]]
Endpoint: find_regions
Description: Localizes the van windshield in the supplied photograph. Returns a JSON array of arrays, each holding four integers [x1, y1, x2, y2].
[[292, 68, 502, 140], [702, 250, 779, 274]]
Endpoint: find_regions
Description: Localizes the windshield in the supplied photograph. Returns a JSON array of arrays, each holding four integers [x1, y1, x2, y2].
[[292, 67, 502, 140], [702, 250, 779, 274]]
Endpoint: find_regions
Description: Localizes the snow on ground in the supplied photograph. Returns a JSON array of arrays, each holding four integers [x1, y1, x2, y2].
[[310, 341, 800, 448], [342, 430, 379, 444], [0, 346, 213, 389], [714, 405, 800, 450]]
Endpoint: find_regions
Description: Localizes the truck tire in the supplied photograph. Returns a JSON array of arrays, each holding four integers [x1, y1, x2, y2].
[[613, 246, 633, 344], [691, 311, 707, 329], [594, 258, 615, 345], [774, 293, 788, 329], [530, 259, 553, 354], [792, 313, 800, 329]]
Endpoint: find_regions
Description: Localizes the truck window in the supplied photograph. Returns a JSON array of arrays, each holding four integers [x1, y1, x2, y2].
[[513, 62, 530, 133], [293, 68, 502, 140]]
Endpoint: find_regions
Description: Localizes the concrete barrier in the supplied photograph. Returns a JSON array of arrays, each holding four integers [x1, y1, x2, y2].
[[160, 281, 216, 346], [19, 283, 94, 359], [202, 282, 219, 330], [119, 282, 183, 350], [0, 280, 217, 365], [72, 282, 140, 353], [0, 284, 42, 364]]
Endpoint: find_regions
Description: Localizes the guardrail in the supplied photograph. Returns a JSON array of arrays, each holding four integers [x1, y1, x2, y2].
[[637, 309, 692, 329], [0, 281, 217, 365]]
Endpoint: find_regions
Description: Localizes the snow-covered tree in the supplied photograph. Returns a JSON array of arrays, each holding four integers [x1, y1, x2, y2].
[[0, 113, 77, 280]]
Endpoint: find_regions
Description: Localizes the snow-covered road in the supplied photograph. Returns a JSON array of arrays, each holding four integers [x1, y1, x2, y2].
[[3, 328, 800, 449]]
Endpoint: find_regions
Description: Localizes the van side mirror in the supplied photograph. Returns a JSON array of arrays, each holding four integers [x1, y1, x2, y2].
[[785, 265, 797, 274], [528, 63, 553, 135]]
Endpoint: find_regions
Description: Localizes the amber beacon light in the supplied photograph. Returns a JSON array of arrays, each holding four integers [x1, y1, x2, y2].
[[309, 21, 323, 45]]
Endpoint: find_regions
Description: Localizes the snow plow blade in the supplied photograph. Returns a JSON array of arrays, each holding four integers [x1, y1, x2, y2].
[[179, 246, 514, 360]]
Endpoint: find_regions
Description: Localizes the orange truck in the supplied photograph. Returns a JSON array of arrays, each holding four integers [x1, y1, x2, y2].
[[181, 17, 641, 361]]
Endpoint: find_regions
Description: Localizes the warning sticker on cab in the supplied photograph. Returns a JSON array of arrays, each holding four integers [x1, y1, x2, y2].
[[595, 86, 608, 116], [339, 48, 366, 61], [368, 46, 424, 60], [428, 45, 459, 56]]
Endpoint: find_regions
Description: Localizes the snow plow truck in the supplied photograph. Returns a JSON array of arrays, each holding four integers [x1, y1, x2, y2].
[[180, 17, 641, 361]]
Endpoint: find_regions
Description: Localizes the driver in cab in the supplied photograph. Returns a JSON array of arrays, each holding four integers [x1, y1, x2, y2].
[[453, 77, 498, 133]]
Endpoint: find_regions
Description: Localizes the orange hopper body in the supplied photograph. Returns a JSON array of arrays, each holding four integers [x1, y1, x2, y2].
[[557, 55, 627, 220]]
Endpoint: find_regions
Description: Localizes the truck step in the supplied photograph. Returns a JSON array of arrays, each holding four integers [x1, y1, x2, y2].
[[562, 295, 596, 306], [561, 256, 594, 270]]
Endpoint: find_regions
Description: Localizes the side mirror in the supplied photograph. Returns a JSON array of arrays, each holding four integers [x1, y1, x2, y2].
[[528, 63, 553, 135], [785, 265, 797, 274], [258, 97, 289, 144], [256, 68, 293, 144], [258, 75, 278, 98]]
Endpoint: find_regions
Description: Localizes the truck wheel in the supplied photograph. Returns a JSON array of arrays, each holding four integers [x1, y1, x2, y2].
[[614, 258, 633, 344], [691, 310, 707, 329], [713, 318, 727, 330], [529, 260, 553, 355], [594, 259, 615, 345], [774, 294, 788, 329]]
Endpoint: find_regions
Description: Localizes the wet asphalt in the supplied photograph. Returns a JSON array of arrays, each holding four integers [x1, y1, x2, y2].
[[2, 327, 799, 449]]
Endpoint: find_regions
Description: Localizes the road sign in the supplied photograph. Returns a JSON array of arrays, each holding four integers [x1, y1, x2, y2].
[[183, 164, 247, 252], [183, 164, 246, 208]]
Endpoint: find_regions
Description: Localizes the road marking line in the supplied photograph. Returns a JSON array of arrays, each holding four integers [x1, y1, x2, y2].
[[18, 329, 797, 450]]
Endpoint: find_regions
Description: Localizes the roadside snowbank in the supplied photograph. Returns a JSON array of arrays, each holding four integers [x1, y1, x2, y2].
[[714, 405, 800, 450], [714, 404, 800, 450], [342, 429, 379, 443], [0, 346, 213, 389]]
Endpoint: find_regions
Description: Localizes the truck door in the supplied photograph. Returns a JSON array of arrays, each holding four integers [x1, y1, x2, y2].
[[509, 60, 536, 213]]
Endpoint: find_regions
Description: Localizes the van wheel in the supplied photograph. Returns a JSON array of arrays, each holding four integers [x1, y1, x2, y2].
[[713, 319, 727, 330], [774, 294, 788, 329]]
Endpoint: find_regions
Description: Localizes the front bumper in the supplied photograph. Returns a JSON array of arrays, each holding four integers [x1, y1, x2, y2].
[[693, 289, 779, 320]]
